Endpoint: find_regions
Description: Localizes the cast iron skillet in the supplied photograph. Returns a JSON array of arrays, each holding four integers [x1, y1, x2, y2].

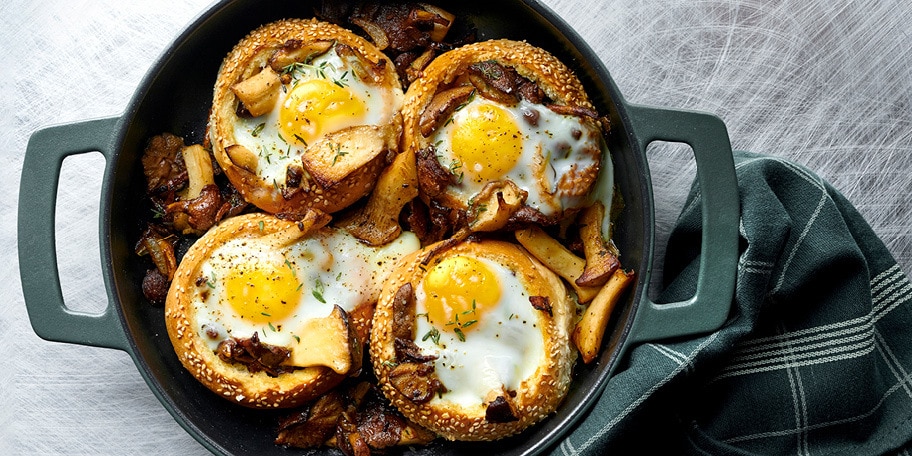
[[19, 0, 740, 454]]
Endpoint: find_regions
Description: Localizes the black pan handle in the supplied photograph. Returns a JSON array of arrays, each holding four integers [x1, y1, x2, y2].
[[624, 104, 740, 345], [19, 116, 130, 351]]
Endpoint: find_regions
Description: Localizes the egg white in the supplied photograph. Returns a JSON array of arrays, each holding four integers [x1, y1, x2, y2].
[[192, 228, 419, 353], [431, 97, 602, 216], [231, 48, 403, 187], [412, 256, 546, 408]]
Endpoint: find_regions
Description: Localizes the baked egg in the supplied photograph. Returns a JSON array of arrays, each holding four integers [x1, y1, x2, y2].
[[209, 18, 404, 215], [431, 95, 603, 218], [401, 39, 606, 228], [370, 239, 576, 441], [165, 213, 419, 408], [230, 46, 402, 192]]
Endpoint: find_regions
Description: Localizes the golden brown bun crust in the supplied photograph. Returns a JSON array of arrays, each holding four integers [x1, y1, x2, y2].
[[370, 239, 576, 441], [209, 18, 402, 215], [165, 213, 349, 409], [401, 39, 602, 215]]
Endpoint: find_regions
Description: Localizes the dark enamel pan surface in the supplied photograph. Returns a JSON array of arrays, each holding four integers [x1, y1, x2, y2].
[[19, 0, 739, 454]]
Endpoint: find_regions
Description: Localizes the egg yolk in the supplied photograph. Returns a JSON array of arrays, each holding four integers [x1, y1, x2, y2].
[[422, 255, 500, 333], [223, 261, 301, 324], [279, 78, 366, 146], [449, 103, 524, 183]]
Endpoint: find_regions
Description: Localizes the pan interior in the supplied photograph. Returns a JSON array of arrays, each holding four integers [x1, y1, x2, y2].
[[105, 0, 652, 454]]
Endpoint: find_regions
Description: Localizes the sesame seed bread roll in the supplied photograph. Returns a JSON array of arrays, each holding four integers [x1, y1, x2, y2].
[[401, 39, 605, 227], [165, 214, 345, 408], [370, 239, 576, 441], [165, 213, 420, 409], [208, 18, 404, 216]]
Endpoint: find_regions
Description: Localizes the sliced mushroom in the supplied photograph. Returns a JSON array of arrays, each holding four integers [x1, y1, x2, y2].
[[166, 184, 223, 234], [351, 16, 390, 50], [485, 395, 519, 423], [166, 144, 219, 234], [335, 43, 387, 83], [216, 331, 292, 377], [285, 305, 363, 376], [387, 362, 444, 404], [281, 163, 306, 201], [259, 209, 331, 248], [415, 146, 457, 198], [269, 39, 334, 71], [225, 144, 258, 174], [546, 103, 601, 120], [419, 85, 475, 137], [416, 3, 455, 42], [134, 224, 177, 280], [529, 295, 553, 317], [275, 390, 346, 448], [466, 180, 528, 232], [576, 201, 620, 287], [403, 47, 436, 86], [231, 66, 281, 117], [141, 132, 187, 195], [394, 338, 438, 364], [176, 144, 214, 190], [468, 61, 520, 96], [391, 282, 416, 341], [336, 149, 418, 246], [300, 123, 398, 188]]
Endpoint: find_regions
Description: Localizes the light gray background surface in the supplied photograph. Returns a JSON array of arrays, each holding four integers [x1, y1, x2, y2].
[[2, 0, 910, 454]]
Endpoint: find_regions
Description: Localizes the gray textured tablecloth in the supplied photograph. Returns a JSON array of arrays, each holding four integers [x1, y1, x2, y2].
[[2, 0, 910, 454]]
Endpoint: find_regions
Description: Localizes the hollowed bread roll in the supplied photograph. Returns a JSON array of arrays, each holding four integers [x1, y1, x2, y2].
[[165, 213, 419, 408], [209, 18, 404, 216], [401, 39, 605, 229], [370, 238, 576, 441]]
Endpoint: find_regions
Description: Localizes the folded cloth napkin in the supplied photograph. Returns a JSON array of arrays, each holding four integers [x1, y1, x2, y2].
[[553, 151, 912, 455]]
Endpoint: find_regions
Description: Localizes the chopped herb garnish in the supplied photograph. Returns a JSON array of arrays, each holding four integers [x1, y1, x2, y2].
[[454, 91, 474, 112], [258, 220, 265, 231], [292, 334, 301, 343], [259, 144, 272, 164], [330, 142, 348, 165], [251, 122, 266, 137], [448, 160, 464, 183], [331, 69, 350, 87], [268, 322, 277, 332], [422, 327, 441, 346], [454, 327, 466, 342], [313, 278, 326, 303], [284, 258, 297, 278], [293, 134, 308, 147], [261, 312, 271, 317], [206, 271, 217, 289]]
